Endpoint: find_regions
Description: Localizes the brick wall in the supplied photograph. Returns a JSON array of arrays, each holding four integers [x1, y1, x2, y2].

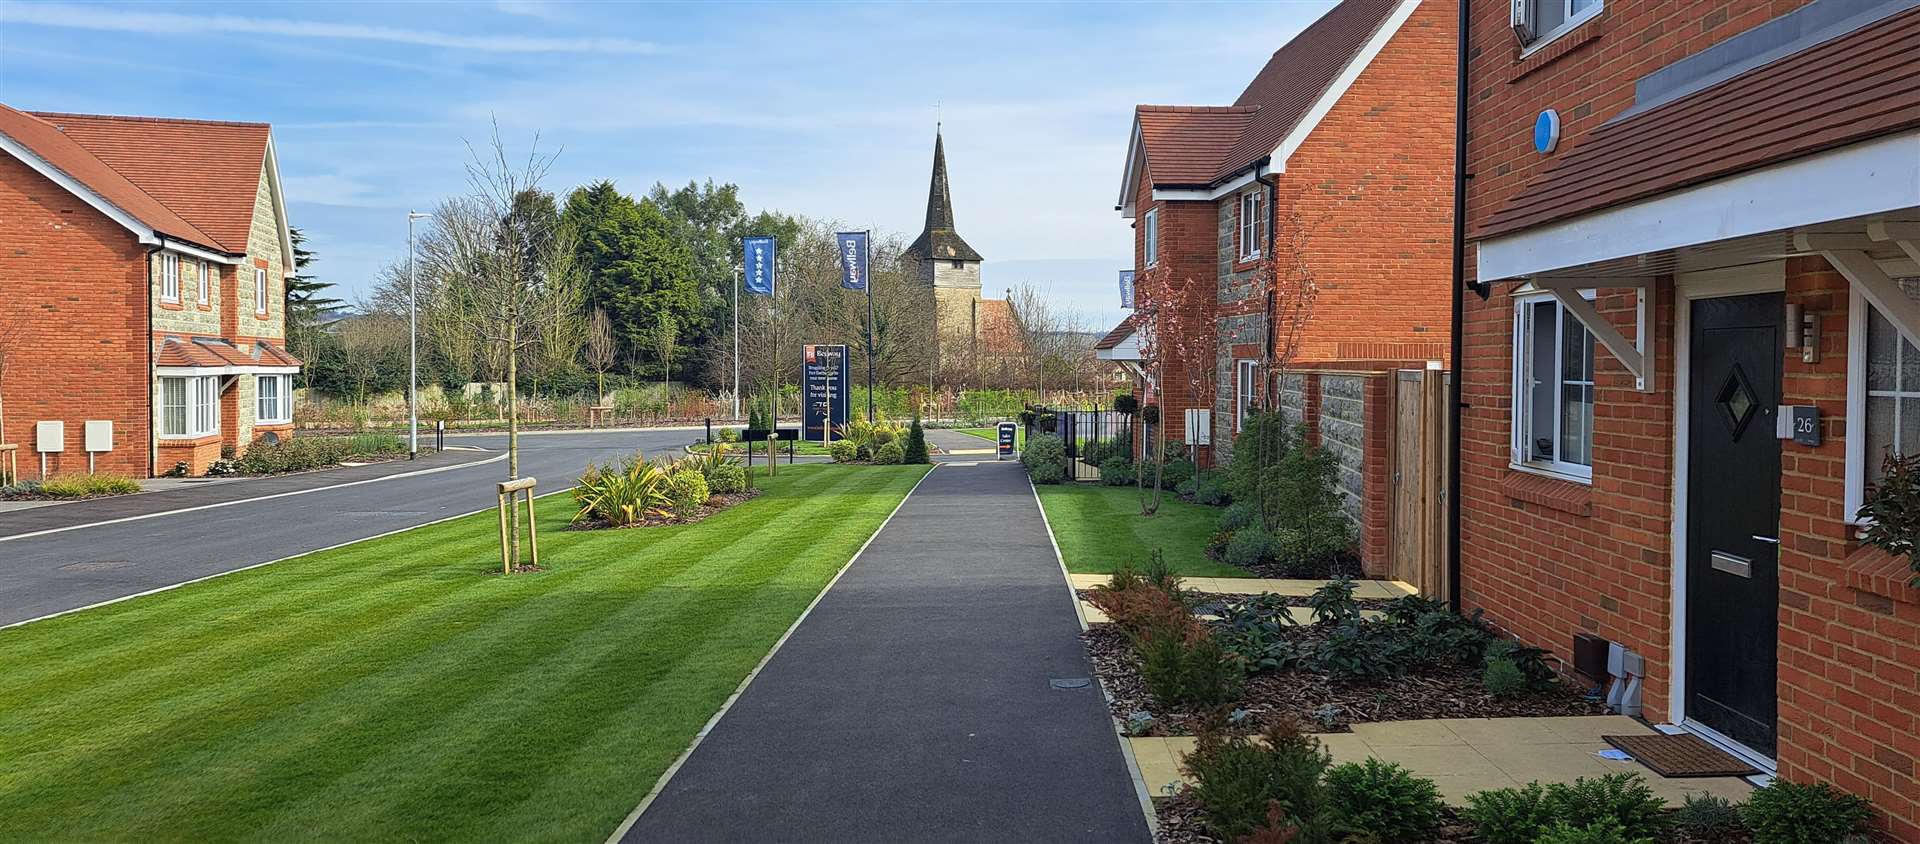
[[1134, 171, 1221, 458], [0, 154, 151, 479]]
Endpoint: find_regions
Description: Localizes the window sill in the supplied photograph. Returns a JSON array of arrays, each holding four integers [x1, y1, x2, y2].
[[1509, 12, 1606, 83], [1502, 467, 1593, 517], [158, 433, 221, 445], [158, 299, 184, 311], [1842, 544, 1919, 607]]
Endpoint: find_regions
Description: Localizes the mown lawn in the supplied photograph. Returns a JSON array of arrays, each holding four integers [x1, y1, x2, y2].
[[957, 426, 1022, 448], [1035, 482, 1249, 577], [0, 463, 929, 842]]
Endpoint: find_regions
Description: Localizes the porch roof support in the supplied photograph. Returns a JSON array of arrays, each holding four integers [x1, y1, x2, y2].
[[1536, 277, 1654, 392], [1797, 228, 1920, 353]]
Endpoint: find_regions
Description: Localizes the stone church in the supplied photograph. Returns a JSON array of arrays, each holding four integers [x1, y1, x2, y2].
[[906, 128, 1015, 371]]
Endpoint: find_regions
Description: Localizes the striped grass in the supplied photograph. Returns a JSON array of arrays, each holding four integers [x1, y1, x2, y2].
[[0, 464, 930, 842], [1034, 481, 1250, 577]]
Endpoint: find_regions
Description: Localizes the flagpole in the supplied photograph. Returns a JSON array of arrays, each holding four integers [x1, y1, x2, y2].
[[865, 229, 876, 423], [732, 264, 741, 421]]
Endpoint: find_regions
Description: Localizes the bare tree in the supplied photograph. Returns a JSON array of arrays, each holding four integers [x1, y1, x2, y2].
[[585, 306, 615, 402], [337, 312, 407, 407], [1131, 270, 1215, 516]]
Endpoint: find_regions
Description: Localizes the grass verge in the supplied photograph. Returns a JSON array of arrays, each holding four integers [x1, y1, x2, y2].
[[0, 463, 930, 842], [957, 427, 1023, 448], [1034, 482, 1249, 577]]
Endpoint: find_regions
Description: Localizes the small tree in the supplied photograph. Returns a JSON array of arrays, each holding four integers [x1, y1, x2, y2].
[[585, 306, 615, 402], [904, 409, 930, 464], [653, 312, 678, 388]]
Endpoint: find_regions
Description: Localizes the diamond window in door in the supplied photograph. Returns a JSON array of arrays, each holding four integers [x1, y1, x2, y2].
[[1716, 363, 1759, 439]]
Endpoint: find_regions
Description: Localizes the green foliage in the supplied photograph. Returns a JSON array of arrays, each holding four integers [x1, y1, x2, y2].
[[233, 436, 401, 475], [1190, 471, 1229, 506], [1463, 782, 1555, 844], [1536, 818, 1652, 844], [1485, 638, 1557, 690], [1310, 620, 1402, 682], [1858, 450, 1920, 585], [1741, 780, 1874, 844], [1099, 457, 1136, 486], [872, 440, 905, 465], [1269, 511, 1354, 577], [1214, 594, 1307, 674], [39, 473, 141, 498], [1022, 434, 1066, 484], [903, 414, 929, 464], [1324, 759, 1444, 843], [1182, 722, 1332, 844], [1113, 393, 1139, 415], [664, 469, 710, 519], [705, 462, 747, 496], [830, 439, 859, 462], [1304, 577, 1361, 625], [562, 181, 705, 371], [1161, 457, 1197, 490], [1482, 657, 1527, 697], [1539, 774, 1669, 840], [1672, 794, 1746, 843], [1221, 500, 1258, 532], [1133, 624, 1243, 710], [572, 454, 672, 526], [1225, 529, 1273, 569]]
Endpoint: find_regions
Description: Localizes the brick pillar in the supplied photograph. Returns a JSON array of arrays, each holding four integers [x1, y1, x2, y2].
[[1359, 372, 1392, 577]]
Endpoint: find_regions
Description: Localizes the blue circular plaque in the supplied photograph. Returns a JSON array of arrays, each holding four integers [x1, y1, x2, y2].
[[1533, 109, 1561, 154]]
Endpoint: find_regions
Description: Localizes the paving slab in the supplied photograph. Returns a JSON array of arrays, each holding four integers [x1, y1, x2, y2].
[[624, 461, 1150, 843], [1066, 573, 1417, 598]]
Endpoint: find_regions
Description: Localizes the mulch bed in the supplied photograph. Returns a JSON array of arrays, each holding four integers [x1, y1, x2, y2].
[[1153, 792, 1484, 843], [1085, 624, 1607, 736], [567, 489, 761, 530], [1077, 589, 1397, 612], [0, 490, 136, 502]]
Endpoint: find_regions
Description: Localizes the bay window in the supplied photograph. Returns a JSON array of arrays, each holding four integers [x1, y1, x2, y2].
[[161, 375, 220, 438], [257, 374, 292, 424], [1513, 292, 1596, 480]]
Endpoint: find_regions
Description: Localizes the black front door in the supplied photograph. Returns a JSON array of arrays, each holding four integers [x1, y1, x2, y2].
[[1685, 292, 1782, 757]]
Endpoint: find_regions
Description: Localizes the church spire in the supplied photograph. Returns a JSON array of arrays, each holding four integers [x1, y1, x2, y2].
[[908, 125, 982, 262]]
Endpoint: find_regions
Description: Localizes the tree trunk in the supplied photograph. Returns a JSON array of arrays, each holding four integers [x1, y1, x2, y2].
[[506, 320, 520, 574]]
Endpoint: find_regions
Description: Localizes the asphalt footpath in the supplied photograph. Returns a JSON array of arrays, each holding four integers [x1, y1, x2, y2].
[[622, 459, 1150, 843]]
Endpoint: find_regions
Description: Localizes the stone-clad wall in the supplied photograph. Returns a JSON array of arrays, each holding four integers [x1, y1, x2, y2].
[[1319, 374, 1366, 525]]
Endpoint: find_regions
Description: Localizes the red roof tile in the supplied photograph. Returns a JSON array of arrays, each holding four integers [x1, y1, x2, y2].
[[1136, 106, 1256, 187], [27, 111, 270, 253], [1094, 314, 1140, 350], [157, 336, 301, 369], [0, 103, 222, 249], [1478, 7, 1920, 240]]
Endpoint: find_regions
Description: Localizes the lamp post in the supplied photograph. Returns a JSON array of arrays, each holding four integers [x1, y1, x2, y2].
[[407, 210, 429, 460]]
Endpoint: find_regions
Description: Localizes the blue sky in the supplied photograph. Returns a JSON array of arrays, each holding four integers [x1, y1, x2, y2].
[[0, 0, 1337, 329]]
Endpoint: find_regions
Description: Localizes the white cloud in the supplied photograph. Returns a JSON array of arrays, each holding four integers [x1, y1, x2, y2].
[[0, 3, 662, 54]]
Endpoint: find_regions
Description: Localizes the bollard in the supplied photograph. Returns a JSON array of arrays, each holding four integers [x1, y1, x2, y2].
[[705, 418, 713, 444], [435, 420, 445, 452]]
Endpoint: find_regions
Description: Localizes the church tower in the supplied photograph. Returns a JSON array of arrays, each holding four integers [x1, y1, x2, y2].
[[906, 127, 985, 366]]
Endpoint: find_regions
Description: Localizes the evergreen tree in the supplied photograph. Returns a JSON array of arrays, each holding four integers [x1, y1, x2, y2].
[[561, 181, 703, 378], [904, 411, 930, 465]]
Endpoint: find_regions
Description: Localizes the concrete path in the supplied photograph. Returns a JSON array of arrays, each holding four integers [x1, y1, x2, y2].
[[925, 426, 1004, 458], [623, 460, 1150, 843]]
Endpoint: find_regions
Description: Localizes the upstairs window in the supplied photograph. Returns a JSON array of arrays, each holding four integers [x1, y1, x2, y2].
[[1512, 292, 1596, 480], [1144, 208, 1160, 268], [255, 268, 268, 316], [1512, 0, 1602, 48], [159, 253, 180, 302], [198, 261, 213, 306], [1238, 190, 1265, 261]]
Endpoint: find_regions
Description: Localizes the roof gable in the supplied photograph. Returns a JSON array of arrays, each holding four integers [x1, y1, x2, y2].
[[0, 103, 221, 249]]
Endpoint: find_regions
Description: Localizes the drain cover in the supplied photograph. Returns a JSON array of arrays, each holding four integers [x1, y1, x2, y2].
[[1049, 677, 1091, 690]]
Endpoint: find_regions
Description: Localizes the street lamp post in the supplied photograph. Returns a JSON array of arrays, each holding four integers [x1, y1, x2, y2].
[[407, 210, 430, 460]]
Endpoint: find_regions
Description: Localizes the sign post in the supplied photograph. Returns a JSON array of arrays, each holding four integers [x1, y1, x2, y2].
[[836, 231, 874, 422], [997, 421, 1016, 460], [804, 344, 850, 445]]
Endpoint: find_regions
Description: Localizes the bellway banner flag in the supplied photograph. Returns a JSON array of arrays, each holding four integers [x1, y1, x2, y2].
[[743, 236, 776, 296], [836, 231, 870, 290], [1119, 270, 1136, 309]]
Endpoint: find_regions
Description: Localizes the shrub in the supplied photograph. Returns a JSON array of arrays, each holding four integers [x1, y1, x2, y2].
[[706, 462, 747, 495], [1671, 794, 1746, 843], [1324, 759, 1444, 843], [1310, 620, 1402, 682], [1543, 774, 1669, 841], [1536, 818, 1651, 844], [1141, 403, 1160, 424], [829, 439, 859, 463], [1085, 581, 1192, 638], [572, 455, 671, 526], [869, 427, 896, 446], [873, 440, 905, 464], [1022, 434, 1066, 484], [1304, 577, 1361, 625], [1161, 457, 1196, 490], [1191, 471, 1230, 506], [1225, 529, 1272, 569], [1483, 657, 1527, 697], [1462, 782, 1555, 844], [40, 473, 141, 498], [1859, 450, 1920, 585], [1182, 721, 1332, 844], [1485, 638, 1557, 690], [1741, 780, 1873, 844], [1405, 605, 1495, 668], [1270, 511, 1354, 576], [903, 414, 930, 464], [1099, 457, 1136, 486], [1216, 594, 1307, 674], [1113, 393, 1139, 415], [1132, 623, 1242, 710], [235, 437, 353, 474], [665, 469, 710, 519], [1221, 500, 1258, 532]]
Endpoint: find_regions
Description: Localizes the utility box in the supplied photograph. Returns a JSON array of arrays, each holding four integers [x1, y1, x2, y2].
[[35, 421, 65, 453], [84, 420, 114, 453]]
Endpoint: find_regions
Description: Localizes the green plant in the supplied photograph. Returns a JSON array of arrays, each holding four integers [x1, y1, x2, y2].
[[1099, 457, 1135, 486], [1225, 529, 1272, 569], [1182, 721, 1332, 844], [1485, 638, 1556, 689], [1113, 393, 1140, 415], [235, 437, 353, 474], [162, 461, 189, 478], [706, 462, 747, 495], [1405, 606, 1495, 668], [1215, 595, 1307, 674], [1269, 511, 1354, 577], [1536, 818, 1652, 844], [903, 414, 929, 464], [1324, 759, 1444, 843], [1161, 457, 1197, 490], [829, 439, 859, 463], [1671, 794, 1746, 843], [571, 455, 671, 527], [1859, 450, 1920, 585], [1543, 774, 1669, 841], [872, 440, 905, 465], [1133, 623, 1243, 710], [1221, 500, 1258, 532], [1310, 620, 1401, 682], [664, 469, 710, 519], [1462, 782, 1554, 844], [1483, 657, 1527, 697], [1022, 433, 1066, 484], [39, 473, 141, 498], [1304, 577, 1361, 625], [1741, 780, 1873, 844], [1191, 471, 1230, 506]]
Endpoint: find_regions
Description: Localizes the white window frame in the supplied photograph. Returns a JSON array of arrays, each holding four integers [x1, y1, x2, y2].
[[198, 260, 212, 306], [1510, 289, 1596, 482], [1143, 208, 1159, 268], [159, 253, 180, 302], [1238, 190, 1265, 261], [1516, 0, 1604, 56], [257, 374, 292, 424], [254, 268, 269, 316], [1235, 359, 1259, 431], [161, 374, 220, 438], [1845, 283, 1920, 524]]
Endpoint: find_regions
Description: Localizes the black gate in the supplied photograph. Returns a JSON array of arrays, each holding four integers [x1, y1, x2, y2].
[[1027, 405, 1132, 482]]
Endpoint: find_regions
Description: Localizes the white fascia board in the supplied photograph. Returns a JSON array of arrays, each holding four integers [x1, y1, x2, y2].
[[264, 134, 296, 276], [1096, 329, 1143, 361], [1270, 0, 1424, 167], [1119, 121, 1146, 218], [1150, 167, 1267, 203], [0, 129, 156, 246], [1477, 129, 1920, 282], [158, 237, 243, 265], [157, 364, 300, 377]]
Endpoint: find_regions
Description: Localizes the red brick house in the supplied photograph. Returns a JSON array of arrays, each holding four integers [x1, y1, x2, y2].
[[1458, 0, 1920, 833], [0, 104, 301, 478], [1096, 0, 1457, 572]]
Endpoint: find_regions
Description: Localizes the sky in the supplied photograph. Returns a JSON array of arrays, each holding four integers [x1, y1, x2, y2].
[[0, 0, 1338, 331]]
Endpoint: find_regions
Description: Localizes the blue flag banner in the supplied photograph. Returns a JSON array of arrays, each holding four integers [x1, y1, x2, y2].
[[743, 236, 776, 296], [836, 231, 870, 290], [1119, 270, 1136, 309]]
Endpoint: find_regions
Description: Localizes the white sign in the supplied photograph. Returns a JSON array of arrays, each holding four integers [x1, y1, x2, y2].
[[36, 421, 65, 453], [85, 420, 114, 453], [1183, 409, 1212, 446]]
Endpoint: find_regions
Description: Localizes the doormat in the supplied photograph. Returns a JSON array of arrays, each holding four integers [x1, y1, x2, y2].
[[1603, 733, 1760, 778]]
